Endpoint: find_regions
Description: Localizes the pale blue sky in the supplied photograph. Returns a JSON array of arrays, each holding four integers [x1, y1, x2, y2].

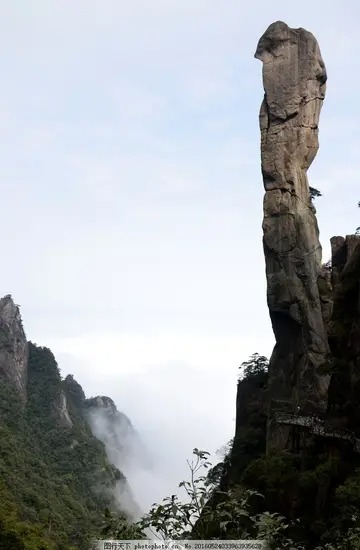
[[0, 1, 359, 511]]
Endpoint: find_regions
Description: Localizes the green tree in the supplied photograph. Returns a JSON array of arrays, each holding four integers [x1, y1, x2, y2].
[[106, 448, 305, 549], [310, 187, 322, 202], [240, 353, 269, 380], [315, 526, 360, 550]]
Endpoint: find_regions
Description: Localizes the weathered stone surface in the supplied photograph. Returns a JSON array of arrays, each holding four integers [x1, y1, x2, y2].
[[330, 236, 347, 288], [0, 294, 28, 401], [327, 235, 360, 430], [255, 22, 330, 448], [318, 264, 333, 328], [54, 389, 73, 428], [227, 371, 268, 485], [331, 235, 360, 289], [345, 235, 360, 267]]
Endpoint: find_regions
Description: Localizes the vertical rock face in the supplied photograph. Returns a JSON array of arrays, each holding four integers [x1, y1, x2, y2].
[[318, 264, 333, 328], [0, 294, 28, 401], [255, 22, 330, 447], [228, 371, 268, 484], [327, 236, 360, 430]]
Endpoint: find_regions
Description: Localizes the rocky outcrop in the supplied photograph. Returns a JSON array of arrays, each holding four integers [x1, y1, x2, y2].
[[85, 396, 135, 464], [86, 395, 120, 415], [255, 22, 330, 449], [64, 374, 86, 408], [54, 389, 73, 428], [331, 235, 360, 286], [0, 295, 28, 401], [227, 370, 268, 484], [85, 396, 144, 520], [318, 264, 333, 329], [327, 236, 360, 430]]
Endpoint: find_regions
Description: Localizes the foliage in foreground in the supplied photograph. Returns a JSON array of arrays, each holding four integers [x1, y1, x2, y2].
[[106, 352, 360, 549], [105, 448, 306, 549], [105, 444, 360, 550]]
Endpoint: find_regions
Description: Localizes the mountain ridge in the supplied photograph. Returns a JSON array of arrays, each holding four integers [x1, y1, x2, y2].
[[0, 294, 139, 549]]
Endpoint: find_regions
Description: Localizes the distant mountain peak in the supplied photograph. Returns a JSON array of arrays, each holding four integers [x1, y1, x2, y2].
[[0, 294, 28, 401]]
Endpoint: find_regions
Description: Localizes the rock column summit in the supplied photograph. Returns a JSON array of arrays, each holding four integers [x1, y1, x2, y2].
[[255, 21, 330, 449]]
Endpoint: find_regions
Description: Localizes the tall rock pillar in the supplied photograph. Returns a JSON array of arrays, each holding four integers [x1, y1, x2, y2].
[[255, 21, 330, 450]]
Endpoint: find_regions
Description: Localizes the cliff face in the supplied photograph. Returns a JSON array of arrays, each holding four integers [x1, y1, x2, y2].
[[327, 235, 360, 430], [54, 390, 73, 429], [85, 395, 145, 520], [0, 295, 28, 402], [228, 369, 268, 483], [85, 395, 135, 469], [85, 396, 148, 468], [255, 21, 330, 448], [0, 295, 74, 429]]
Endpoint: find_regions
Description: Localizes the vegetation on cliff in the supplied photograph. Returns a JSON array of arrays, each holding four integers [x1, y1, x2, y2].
[[102, 440, 360, 549], [103, 350, 360, 549], [1, 342, 360, 549], [220, 354, 360, 548], [0, 343, 127, 549]]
